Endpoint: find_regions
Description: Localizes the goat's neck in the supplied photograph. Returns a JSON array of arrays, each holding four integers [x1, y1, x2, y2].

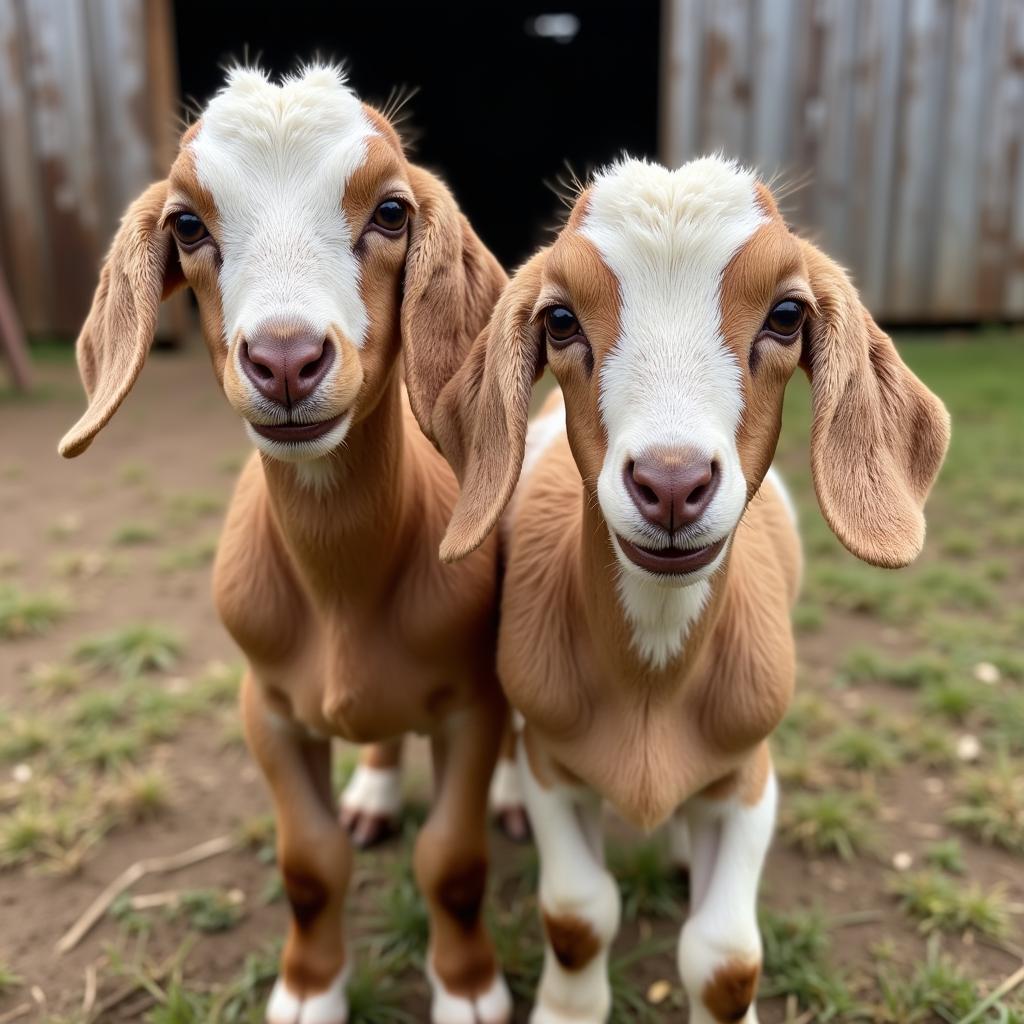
[[577, 493, 728, 687], [259, 370, 412, 601]]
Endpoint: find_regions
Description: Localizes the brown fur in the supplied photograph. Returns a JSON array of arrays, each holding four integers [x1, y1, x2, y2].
[[542, 911, 602, 972], [60, 94, 511, 1008], [702, 960, 761, 1023]]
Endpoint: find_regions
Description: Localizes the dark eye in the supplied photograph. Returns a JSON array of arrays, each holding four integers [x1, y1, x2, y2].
[[545, 306, 583, 347], [171, 212, 209, 248], [372, 199, 409, 232], [763, 299, 805, 340]]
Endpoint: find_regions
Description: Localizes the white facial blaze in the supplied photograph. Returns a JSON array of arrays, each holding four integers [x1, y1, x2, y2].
[[191, 66, 375, 350], [580, 156, 766, 666]]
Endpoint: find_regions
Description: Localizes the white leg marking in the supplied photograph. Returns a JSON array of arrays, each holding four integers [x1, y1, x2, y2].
[[489, 755, 524, 812], [518, 744, 619, 1024], [338, 764, 402, 818], [267, 964, 350, 1024], [678, 771, 777, 1024], [426, 961, 512, 1024]]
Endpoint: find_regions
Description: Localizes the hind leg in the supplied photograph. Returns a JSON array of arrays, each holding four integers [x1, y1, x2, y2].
[[415, 697, 511, 1024], [490, 718, 531, 843], [339, 738, 403, 848]]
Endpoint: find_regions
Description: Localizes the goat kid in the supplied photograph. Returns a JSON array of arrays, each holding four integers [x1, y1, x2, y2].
[[60, 65, 513, 1024], [433, 156, 950, 1023]]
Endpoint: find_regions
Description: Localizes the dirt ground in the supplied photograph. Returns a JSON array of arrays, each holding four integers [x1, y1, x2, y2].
[[0, 334, 1021, 1023]]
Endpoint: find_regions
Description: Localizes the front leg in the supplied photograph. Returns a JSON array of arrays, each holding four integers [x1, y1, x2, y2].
[[677, 746, 777, 1024], [518, 735, 620, 1024], [242, 673, 353, 1024], [339, 738, 404, 848], [415, 693, 512, 1024]]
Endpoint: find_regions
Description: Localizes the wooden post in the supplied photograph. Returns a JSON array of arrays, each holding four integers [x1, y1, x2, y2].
[[0, 262, 32, 392]]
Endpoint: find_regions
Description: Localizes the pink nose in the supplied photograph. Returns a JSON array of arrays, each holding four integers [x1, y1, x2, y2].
[[624, 449, 720, 532], [239, 326, 334, 406]]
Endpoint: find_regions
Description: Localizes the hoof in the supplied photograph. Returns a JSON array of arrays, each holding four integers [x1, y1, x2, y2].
[[338, 765, 402, 849], [266, 966, 349, 1024], [339, 809, 399, 849], [427, 964, 512, 1024], [494, 805, 532, 844]]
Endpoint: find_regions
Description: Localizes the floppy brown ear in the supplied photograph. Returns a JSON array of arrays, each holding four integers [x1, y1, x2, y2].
[[799, 239, 950, 568], [401, 164, 507, 440], [433, 251, 548, 562], [59, 181, 184, 458]]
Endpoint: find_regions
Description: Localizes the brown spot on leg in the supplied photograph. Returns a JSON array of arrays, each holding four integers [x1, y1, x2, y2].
[[282, 867, 328, 932], [702, 959, 760, 1023], [542, 911, 601, 972], [436, 857, 488, 931]]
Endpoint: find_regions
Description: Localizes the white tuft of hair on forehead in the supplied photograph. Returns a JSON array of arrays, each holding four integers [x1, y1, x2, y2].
[[583, 155, 765, 668], [190, 63, 377, 350]]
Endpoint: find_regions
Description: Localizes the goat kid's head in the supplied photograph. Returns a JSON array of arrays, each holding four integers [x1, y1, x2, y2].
[[436, 156, 950, 580], [60, 64, 501, 465]]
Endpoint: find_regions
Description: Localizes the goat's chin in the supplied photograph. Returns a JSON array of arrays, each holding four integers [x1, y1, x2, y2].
[[244, 413, 352, 464]]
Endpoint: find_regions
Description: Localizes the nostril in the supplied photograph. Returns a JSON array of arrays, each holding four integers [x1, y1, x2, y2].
[[243, 343, 275, 381], [627, 460, 660, 506], [298, 342, 330, 381]]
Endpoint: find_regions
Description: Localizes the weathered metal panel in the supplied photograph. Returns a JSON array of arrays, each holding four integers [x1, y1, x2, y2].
[[0, 0, 178, 337], [661, 0, 1024, 322]]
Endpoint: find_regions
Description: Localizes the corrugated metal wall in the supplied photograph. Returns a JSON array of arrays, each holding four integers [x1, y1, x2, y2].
[[661, 0, 1024, 323], [0, 0, 180, 337]]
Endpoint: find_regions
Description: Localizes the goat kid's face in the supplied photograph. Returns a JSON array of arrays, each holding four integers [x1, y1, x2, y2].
[[61, 66, 499, 466], [437, 157, 950, 578]]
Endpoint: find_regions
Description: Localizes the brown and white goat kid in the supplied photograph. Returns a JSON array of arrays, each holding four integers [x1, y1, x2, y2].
[[433, 156, 950, 1024], [59, 65, 514, 1024]]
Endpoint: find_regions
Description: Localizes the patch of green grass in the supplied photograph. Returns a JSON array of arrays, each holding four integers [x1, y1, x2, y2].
[[609, 838, 687, 921], [824, 727, 899, 773], [0, 585, 68, 638], [920, 677, 978, 722], [0, 714, 50, 762], [907, 725, 958, 770], [179, 888, 245, 933], [110, 521, 159, 546], [158, 536, 218, 573], [112, 768, 172, 823], [70, 689, 126, 728], [876, 935, 1016, 1024], [759, 907, 857, 1021], [67, 726, 143, 770], [792, 602, 825, 633], [938, 529, 980, 558], [74, 624, 182, 677], [0, 804, 49, 867], [608, 937, 679, 1022], [364, 859, 429, 963], [949, 754, 1024, 853], [781, 791, 875, 860], [838, 647, 949, 689], [890, 869, 1008, 937], [0, 961, 22, 996], [923, 838, 965, 874], [165, 491, 225, 528], [345, 953, 415, 1023]]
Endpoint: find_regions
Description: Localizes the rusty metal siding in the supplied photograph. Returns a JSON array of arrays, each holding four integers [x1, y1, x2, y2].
[[0, 0, 179, 337], [662, 0, 1024, 322]]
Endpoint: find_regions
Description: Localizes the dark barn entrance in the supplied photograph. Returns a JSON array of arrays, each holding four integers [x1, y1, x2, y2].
[[172, 1, 661, 270]]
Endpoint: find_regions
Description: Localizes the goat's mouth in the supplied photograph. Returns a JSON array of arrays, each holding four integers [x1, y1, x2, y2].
[[249, 414, 346, 443], [615, 534, 727, 576]]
